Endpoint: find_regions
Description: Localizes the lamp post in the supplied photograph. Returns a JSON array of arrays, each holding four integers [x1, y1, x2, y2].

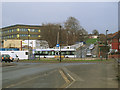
[[28, 29, 30, 60], [80, 33, 83, 58], [106, 30, 108, 60], [118, 31, 120, 55], [59, 25, 62, 62], [81, 46, 82, 58]]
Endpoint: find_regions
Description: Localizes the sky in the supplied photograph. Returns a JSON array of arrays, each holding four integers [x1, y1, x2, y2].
[[2, 2, 118, 34]]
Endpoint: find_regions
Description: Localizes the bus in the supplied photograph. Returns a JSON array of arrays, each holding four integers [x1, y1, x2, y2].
[[33, 48, 76, 58]]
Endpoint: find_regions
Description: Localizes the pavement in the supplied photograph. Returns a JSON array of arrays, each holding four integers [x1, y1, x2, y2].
[[1, 60, 119, 88]]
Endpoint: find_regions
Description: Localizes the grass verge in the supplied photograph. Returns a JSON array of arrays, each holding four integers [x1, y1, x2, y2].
[[19, 58, 112, 63]]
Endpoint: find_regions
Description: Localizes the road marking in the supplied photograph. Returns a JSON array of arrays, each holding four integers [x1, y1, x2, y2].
[[65, 73, 75, 88], [67, 73, 75, 81], [59, 69, 70, 84]]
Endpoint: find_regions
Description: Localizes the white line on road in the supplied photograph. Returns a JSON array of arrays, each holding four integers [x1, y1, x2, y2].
[[65, 73, 75, 88], [59, 69, 70, 84]]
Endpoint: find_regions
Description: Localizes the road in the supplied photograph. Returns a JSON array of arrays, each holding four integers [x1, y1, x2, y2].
[[2, 61, 119, 88], [76, 44, 89, 58]]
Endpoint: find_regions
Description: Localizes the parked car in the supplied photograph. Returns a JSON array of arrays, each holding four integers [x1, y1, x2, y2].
[[86, 52, 92, 57], [86, 49, 92, 57], [89, 44, 95, 50], [92, 55, 97, 58], [2, 54, 12, 62]]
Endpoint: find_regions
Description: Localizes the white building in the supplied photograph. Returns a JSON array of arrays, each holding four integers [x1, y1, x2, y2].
[[22, 40, 49, 49]]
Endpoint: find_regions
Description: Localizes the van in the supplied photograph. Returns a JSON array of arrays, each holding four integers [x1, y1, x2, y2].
[[9, 53, 19, 62]]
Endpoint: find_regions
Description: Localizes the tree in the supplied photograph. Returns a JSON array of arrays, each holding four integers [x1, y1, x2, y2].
[[41, 23, 60, 48], [99, 34, 106, 44], [64, 16, 82, 31], [92, 29, 99, 35], [64, 17, 88, 45]]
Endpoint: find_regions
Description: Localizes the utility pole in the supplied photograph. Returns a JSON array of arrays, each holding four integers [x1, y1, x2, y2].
[[106, 30, 108, 60], [81, 46, 82, 58], [59, 25, 62, 62], [28, 29, 30, 60], [118, 31, 120, 56]]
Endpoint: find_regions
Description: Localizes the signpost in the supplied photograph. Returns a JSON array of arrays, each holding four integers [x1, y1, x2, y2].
[[56, 44, 59, 47]]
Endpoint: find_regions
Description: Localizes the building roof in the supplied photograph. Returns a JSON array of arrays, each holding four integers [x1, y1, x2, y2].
[[2, 24, 42, 29], [112, 31, 120, 39]]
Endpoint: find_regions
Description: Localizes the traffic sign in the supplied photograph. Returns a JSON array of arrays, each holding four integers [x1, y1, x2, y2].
[[56, 44, 59, 47]]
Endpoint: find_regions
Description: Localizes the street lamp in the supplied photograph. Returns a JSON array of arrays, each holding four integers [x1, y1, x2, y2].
[[59, 25, 62, 62], [28, 29, 30, 60], [106, 30, 108, 60], [79, 33, 83, 58], [118, 31, 120, 55]]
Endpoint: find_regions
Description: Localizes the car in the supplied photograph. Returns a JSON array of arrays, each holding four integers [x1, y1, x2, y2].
[[89, 44, 95, 50], [2, 54, 12, 63], [86, 52, 92, 57], [92, 55, 97, 58]]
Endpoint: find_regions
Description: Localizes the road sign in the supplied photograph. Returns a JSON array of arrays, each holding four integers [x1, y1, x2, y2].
[[56, 44, 59, 47]]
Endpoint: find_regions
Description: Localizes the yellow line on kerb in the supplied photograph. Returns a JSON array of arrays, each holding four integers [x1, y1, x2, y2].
[[59, 69, 70, 84]]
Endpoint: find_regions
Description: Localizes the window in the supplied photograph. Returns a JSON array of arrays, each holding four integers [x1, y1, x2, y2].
[[19, 28, 28, 32], [25, 52, 28, 55], [13, 29, 17, 32], [30, 29, 35, 32], [19, 34, 28, 37], [31, 35, 38, 37], [34, 29, 39, 32], [9, 29, 12, 32]]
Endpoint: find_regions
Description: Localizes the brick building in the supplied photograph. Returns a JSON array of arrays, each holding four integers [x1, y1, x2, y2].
[[111, 31, 120, 53], [108, 31, 120, 58]]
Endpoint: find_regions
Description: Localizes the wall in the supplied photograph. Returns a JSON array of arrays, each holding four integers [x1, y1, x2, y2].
[[3, 40, 22, 50]]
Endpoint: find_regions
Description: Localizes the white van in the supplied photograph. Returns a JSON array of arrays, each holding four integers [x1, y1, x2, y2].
[[9, 53, 19, 62]]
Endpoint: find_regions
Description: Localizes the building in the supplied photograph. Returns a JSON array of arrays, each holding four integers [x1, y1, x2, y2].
[[108, 31, 120, 58], [1, 24, 43, 40], [89, 34, 98, 39], [1, 24, 50, 50], [111, 31, 120, 53], [2, 39, 22, 50], [22, 40, 49, 50]]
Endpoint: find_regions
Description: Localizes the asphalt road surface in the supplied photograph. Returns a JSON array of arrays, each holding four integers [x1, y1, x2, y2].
[[2, 61, 119, 88]]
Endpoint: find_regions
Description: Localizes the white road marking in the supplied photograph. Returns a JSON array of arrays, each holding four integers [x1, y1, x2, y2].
[[59, 69, 70, 84]]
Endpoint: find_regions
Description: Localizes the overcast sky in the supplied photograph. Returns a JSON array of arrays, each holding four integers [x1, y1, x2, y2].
[[2, 2, 118, 34]]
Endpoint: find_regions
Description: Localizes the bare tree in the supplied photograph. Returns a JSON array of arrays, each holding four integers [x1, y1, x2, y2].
[[99, 34, 106, 44], [92, 29, 99, 35], [64, 17, 88, 45], [41, 23, 60, 48], [64, 17, 82, 31]]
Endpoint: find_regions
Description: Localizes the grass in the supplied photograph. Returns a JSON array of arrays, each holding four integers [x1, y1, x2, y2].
[[86, 38, 98, 44], [19, 58, 112, 63]]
